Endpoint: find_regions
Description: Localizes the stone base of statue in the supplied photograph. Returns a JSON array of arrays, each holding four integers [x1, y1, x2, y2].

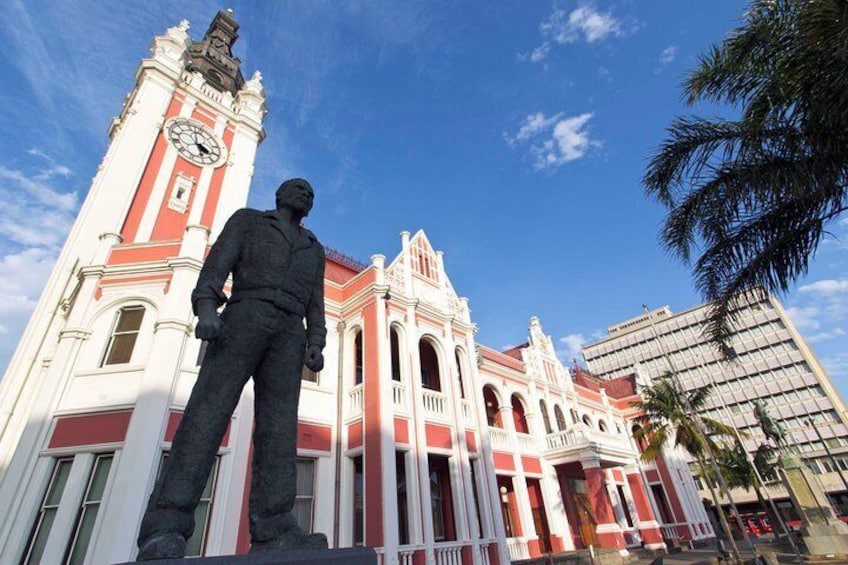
[[116, 547, 378, 565], [779, 452, 848, 556]]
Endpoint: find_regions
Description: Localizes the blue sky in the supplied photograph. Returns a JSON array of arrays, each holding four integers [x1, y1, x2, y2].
[[0, 1, 846, 400]]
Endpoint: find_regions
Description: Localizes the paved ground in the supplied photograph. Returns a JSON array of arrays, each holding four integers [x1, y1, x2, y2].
[[632, 548, 757, 564]]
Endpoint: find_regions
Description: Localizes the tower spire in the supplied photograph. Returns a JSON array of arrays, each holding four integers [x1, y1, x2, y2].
[[186, 9, 244, 94]]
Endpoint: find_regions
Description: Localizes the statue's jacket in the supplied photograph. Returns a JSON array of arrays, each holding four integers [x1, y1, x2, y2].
[[191, 208, 327, 349]]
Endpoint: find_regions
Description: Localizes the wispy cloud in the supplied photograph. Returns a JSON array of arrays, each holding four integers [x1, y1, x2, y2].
[[799, 279, 848, 296], [0, 150, 78, 372], [659, 45, 677, 66], [785, 306, 821, 330], [558, 333, 587, 364], [525, 4, 632, 63], [506, 112, 601, 171], [807, 327, 846, 343]]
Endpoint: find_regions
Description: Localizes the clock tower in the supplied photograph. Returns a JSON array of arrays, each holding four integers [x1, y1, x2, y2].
[[0, 11, 265, 563]]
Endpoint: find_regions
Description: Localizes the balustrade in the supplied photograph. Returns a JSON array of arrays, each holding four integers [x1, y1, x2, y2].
[[516, 432, 537, 453], [349, 384, 363, 417], [460, 399, 474, 425], [506, 537, 529, 561], [488, 427, 512, 450], [433, 541, 465, 565], [476, 540, 494, 565], [392, 381, 408, 412], [422, 388, 448, 418]]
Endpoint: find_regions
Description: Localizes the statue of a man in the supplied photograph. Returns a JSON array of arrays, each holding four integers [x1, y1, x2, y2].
[[137, 178, 328, 560]]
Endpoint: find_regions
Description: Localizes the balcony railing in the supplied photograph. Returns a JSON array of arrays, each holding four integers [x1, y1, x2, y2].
[[422, 388, 449, 420], [543, 425, 633, 454], [460, 399, 474, 425], [434, 541, 465, 565], [506, 537, 529, 561], [349, 384, 363, 418], [488, 427, 512, 451], [477, 539, 495, 565], [392, 381, 408, 412], [516, 432, 537, 454]]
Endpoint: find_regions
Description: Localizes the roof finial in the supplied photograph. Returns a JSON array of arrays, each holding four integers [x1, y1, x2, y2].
[[178, 19, 190, 32]]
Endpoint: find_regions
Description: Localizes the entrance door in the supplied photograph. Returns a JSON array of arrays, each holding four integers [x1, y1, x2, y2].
[[527, 479, 552, 553], [568, 478, 598, 548]]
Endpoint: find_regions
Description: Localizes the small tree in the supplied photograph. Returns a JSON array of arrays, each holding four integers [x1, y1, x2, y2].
[[632, 375, 740, 554]]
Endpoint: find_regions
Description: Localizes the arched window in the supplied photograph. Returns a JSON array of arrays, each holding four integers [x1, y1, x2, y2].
[[454, 350, 466, 399], [419, 340, 441, 391], [511, 394, 529, 434], [632, 425, 648, 454], [101, 306, 145, 366], [581, 415, 592, 427], [554, 405, 567, 431], [570, 409, 579, 424], [598, 419, 608, 432], [539, 400, 553, 434], [390, 328, 401, 382], [354, 329, 364, 385], [483, 386, 502, 428]]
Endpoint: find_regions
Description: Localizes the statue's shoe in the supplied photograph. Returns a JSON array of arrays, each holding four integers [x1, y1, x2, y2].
[[137, 533, 186, 560], [250, 528, 329, 552]]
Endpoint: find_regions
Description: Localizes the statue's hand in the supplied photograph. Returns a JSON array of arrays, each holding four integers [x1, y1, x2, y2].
[[195, 314, 224, 341], [305, 345, 324, 372]]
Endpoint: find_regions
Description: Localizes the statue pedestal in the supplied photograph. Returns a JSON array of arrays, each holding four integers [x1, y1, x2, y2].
[[116, 547, 378, 565], [779, 452, 848, 556]]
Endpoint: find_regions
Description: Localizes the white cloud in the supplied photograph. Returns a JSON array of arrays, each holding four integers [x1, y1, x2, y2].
[[525, 4, 629, 63], [509, 112, 563, 144], [506, 112, 600, 171], [807, 327, 847, 343], [542, 5, 622, 45], [597, 66, 611, 81], [821, 352, 848, 379], [785, 306, 821, 330], [799, 279, 848, 296], [558, 333, 587, 364], [659, 45, 677, 66], [529, 43, 551, 63]]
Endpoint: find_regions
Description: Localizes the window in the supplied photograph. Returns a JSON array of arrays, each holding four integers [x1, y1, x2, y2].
[[65, 454, 113, 564], [554, 405, 567, 431], [455, 350, 466, 399], [157, 454, 219, 557], [419, 340, 441, 391], [396, 453, 409, 544], [167, 173, 194, 213], [294, 459, 315, 533], [428, 455, 456, 541], [101, 306, 144, 366], [354, 330, 364, 386], [511, 395, 529, 434], [22, 454, 116, 565], [353, 456, 364, 546], [301, 365, 319, 383], [391, 329, 401, 381], [539, 400, 553, 434], [483, 386, 501, 428], [469, 459, 483, 539], [22, 459, 73, 565]]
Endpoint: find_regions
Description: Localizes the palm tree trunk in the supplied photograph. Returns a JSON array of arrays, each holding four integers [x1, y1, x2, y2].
[[696, 456, 741, 563]]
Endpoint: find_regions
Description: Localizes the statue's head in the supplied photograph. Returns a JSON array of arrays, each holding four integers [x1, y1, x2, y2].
[[275, 178, 314, 218]]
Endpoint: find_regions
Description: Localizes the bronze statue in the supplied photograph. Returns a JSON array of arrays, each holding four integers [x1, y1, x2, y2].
[[753, 399, 787, 449], [137, 178, 328, 560]]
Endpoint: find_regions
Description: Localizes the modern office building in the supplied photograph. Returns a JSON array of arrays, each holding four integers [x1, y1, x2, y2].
[[582, 295, 848, 525], [0, 11, 710, 564]]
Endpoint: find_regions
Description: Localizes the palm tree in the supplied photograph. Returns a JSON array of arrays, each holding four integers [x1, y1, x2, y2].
[[644, 0, 848, 351], [632, 376, 740, 557], [716, 442, 783, 536]]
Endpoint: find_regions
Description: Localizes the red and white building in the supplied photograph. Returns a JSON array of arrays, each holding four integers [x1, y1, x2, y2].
[[0, 12, 711, 565]]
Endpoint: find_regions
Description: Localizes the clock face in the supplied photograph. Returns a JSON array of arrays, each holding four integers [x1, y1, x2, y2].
[[165, 119, 226, 166]]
